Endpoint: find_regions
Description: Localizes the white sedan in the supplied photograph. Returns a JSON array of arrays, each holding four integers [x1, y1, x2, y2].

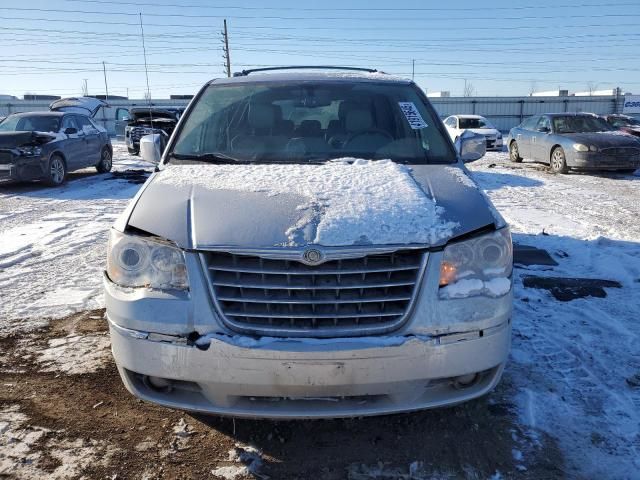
[[443, 115, 503, 151]]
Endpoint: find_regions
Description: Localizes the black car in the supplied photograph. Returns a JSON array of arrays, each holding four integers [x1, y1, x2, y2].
[[124, 107, 185, 155], [0, 111, 113, 186]]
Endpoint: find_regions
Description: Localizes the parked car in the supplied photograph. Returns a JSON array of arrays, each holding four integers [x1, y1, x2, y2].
[[124, 107, 185, 155], [602, 114, 640, 138], [0, 109, 112, 185], [507, 113, 640, 173], [105, 66, 511, 419], [443, 114, 503, 150]]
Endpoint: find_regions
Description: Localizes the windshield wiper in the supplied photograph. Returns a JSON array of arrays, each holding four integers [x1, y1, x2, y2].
[[169, 152, 243, 163]]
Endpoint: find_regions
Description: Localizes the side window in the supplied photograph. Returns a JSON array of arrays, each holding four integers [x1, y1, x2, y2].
[[536, 116, 551, 131], [61, 116, 79, 133], [115, 108, 129, 121], [75, 115, 93, 134], [444, 117, 455, 128]]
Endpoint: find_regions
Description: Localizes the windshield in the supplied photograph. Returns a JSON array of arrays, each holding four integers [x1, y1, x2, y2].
[[552, 115, 612, 134], [459, 117, 493, 129], [170, 81, 455, 164], [0, 115, 61, 133]]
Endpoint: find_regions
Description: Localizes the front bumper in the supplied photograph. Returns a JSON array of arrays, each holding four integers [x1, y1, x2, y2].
[[109, 317, 511, 419], [0, 155, 46, 181], [485, 136, 503, 151], [569, 151, 640, 170]]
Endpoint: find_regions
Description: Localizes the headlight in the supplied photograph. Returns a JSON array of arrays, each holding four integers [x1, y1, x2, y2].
[[17, 146, 42, 157], [496, 132, 503, 139], [573, 143, 598, 152], [439, 228, 512, 299], [106, 229, 189, 290]]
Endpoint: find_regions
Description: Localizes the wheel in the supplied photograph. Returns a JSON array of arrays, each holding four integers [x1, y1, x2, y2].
[[96, 147, 113, 173], [550, 147, 568, 174], [127, 147, 139, 155], [45, 155, 66, 186], [509, 141, 522, 162]]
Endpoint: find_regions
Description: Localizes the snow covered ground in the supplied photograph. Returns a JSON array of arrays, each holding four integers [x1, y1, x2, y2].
[[1, 144, 639, 477], [466, 152, 640, 478], [0, 142, 153, 333]]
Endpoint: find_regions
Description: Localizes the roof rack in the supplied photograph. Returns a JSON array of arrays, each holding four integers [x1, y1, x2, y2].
[[233, 66, 379, 77]]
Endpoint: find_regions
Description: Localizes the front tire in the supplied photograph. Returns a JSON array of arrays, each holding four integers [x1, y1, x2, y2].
[[509, 141, 522, 162], [550, 147, 569, 174], [96, 147, 113, 173], [45, 154, 66, 186], [127, 147, 139, 155]]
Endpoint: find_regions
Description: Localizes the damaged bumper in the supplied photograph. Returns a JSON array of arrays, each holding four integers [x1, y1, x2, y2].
[[0, 152, 45, 181], [108, 317, 510, 419]]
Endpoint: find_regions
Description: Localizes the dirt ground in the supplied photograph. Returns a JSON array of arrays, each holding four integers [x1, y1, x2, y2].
[[0, 310, 565, 480]]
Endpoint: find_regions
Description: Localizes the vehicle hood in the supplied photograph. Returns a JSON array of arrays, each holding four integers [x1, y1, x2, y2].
[[49, 97, 108, 117], [125, 161, 499, 249], [0, 131, 57, 149], [463, 128, 500, 137], [129, 108, 179, 121], [561, 131, 640, 147]]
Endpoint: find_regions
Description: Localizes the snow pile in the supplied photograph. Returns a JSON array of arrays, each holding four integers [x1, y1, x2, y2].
[[211, 444, 267, 480], [157, 160, 458, 246]]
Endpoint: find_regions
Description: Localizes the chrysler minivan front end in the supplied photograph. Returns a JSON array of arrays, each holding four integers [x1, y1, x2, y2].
[[105, 68, 512, 419]]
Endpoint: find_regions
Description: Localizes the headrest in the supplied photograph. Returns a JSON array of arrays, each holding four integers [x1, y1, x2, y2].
[[298, 119, 322, 135], [248, 103, 275, 130], [345, 108, 374, 132]]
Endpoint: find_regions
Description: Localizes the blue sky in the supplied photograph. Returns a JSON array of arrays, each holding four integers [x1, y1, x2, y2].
[[1, 0, 639, 99]]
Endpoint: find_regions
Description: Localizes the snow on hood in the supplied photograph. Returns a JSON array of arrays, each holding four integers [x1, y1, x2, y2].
[[153, 159, 457, 247], [125, 159, 498, 249], [463, 128, 500, 136], [0, 131, 57, 149]]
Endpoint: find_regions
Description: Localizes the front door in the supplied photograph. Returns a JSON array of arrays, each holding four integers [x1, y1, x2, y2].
[[59, 115, 85, 169], [531, 116, 552, 161], [75, 115, 101, 165]]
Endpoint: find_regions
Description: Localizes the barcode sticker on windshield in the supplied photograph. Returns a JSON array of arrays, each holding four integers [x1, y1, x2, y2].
[[398, 102, 428, 129]]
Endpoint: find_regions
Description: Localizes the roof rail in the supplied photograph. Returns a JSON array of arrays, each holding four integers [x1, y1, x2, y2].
[[233, 66, 379, 77]]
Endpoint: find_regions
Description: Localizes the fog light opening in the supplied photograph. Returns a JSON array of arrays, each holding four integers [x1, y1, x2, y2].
[[452, 373, 480, 389], [143, 375, 174, 393]]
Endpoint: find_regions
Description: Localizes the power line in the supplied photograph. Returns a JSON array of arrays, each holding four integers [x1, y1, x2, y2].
[[59, 0, 640, 12]]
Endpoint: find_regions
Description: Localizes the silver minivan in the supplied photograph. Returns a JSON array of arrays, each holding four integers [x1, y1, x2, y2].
[[105, 67, 512, 419]]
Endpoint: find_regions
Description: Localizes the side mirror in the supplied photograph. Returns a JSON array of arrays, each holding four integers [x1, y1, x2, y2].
[[456, 130, 486, 163], [537, 126, 550, 133], [140, 134, 162, 164], [64, 127, 77, 135]]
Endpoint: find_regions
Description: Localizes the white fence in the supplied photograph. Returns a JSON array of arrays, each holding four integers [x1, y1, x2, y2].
[[429, 95, 626, 132]]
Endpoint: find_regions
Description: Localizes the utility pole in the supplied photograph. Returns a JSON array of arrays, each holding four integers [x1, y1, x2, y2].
[[222, 19, 231, 77], [139, 13, 152, 106], [412, 59, 415, 81], [102, 61, 109, 102]]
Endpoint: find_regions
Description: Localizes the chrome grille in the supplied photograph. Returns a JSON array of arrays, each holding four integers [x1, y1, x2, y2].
[[601, 147, 640, 157], [203, 249, 427, 337]]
